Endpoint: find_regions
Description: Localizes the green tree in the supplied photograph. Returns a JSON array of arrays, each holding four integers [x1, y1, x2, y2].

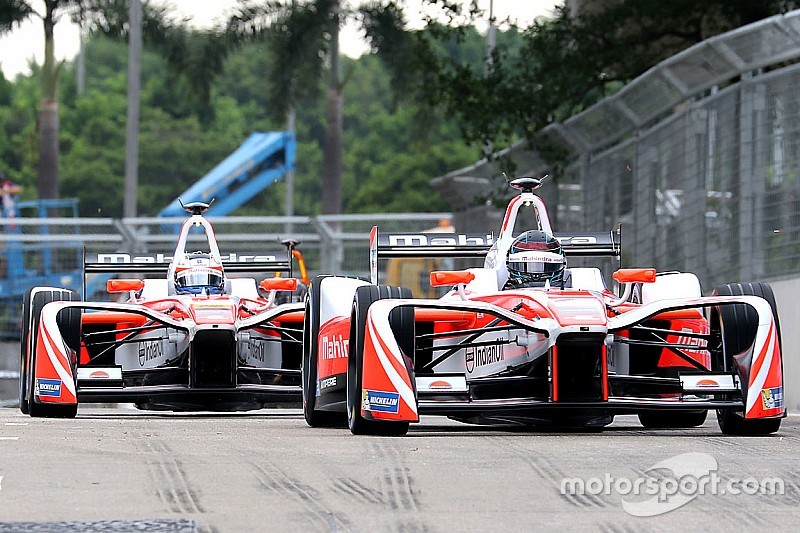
[[400, 0, 799, 156], [228, 0, 426, 216], [0, 0, 83, 199]]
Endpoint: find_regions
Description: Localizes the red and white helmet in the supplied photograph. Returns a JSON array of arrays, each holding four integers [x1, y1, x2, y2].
[[174, 252, 224, 295]]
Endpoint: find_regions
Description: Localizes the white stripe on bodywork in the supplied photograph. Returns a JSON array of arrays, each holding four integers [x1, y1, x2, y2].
[[39, 303, 77, 397], [606, 294, 780, 415], [366, 309, 418, 415], [746, 323, 776, 414]]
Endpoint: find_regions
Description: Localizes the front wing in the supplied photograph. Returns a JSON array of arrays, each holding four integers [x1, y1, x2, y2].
[[31, 300, 303, 408], [357, 296, 783, 423]]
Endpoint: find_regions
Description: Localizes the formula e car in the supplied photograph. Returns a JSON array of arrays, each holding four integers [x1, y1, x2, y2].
[[302, 177, 784, 436], [19, 202, 305, 417]]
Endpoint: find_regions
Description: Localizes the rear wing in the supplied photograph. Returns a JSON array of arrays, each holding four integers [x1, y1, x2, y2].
[[83, 252, 291, 275], [369, 226, 621, 283]]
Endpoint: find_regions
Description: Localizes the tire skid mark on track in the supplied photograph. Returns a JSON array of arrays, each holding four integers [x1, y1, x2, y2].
[[597, 524, 636, 533], [768, 469, 800, 506], [704, 436, 738, 448], [251, 461, 350, 531], [562, 492, 608, 509], [498, 436, 610, 508], [380, 466, 420, 512], [143, 438, 205, 515], [331, 477, 385, 504], [736, 509, 775, 526], [369, 440, 422, 512]]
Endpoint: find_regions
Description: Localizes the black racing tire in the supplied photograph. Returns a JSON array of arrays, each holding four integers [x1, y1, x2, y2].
[[638, 410, 707, 428], [347, 285, 412, 436], [24, 288, 80, 418], [19, 288, 34, 414], [713, 282, 781, 436], [301, 276, 347, 428]]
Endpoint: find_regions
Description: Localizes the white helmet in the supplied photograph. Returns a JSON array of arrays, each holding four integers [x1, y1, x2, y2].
[[174, 252, 224, 295]]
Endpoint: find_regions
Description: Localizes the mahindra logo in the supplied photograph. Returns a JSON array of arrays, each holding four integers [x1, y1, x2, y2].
[[321, 335, 349, 360], [388, 234, 494, 247], [95, 253, 277, 263]]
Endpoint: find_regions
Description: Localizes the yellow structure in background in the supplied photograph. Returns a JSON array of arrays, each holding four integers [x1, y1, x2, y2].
[[385, 219, 454, 298]]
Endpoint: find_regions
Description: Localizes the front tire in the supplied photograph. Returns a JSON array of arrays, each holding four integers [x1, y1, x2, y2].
[[713, 282, 782, 435], [347, 285, 412, 436]]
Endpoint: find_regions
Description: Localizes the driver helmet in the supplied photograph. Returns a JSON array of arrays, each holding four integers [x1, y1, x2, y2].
[[506, 230, 565, 287], [174, 252, 224, 295]]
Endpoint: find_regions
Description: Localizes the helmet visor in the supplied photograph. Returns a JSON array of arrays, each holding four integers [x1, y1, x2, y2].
[[507, 251, 564, 281], [176, 268, 223, 290]]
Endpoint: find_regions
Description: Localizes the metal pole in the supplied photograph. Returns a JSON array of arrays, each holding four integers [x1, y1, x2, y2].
[[124, 0, 142, 218], [285, 0, 296, 236], [285, 106, 295, 235], [76, 28, 85, 96], [485, 0, 496, 69]]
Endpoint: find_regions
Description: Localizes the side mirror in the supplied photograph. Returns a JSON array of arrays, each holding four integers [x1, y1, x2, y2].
[[107, 279, 145, 293], [430, 270, 475, 287], [260, 278, 298, 292], [612, 268, 656, 284]]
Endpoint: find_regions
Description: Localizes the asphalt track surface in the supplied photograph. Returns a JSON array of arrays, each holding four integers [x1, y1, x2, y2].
[[0, 406, 798, 532]]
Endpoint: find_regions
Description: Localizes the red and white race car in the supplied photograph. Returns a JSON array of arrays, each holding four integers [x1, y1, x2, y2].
[[302, 177, 784, 436], [20, 201, 305, 416]]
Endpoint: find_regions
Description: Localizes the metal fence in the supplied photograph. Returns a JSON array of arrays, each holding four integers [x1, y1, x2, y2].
[[437, 10, 800, 292], [0, 213, 452, 337]]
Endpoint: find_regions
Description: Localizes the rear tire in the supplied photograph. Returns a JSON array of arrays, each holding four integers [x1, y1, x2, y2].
[[638, 410, 707, 428], [347, 285, 412, 436], [301, 277, 346, 428], [713, 282, 781, 435], [23, 288, 80, 418]]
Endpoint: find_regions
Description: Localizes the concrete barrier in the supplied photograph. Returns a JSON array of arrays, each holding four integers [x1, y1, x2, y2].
[[0, 340, 18, 403], [769, 278, 799, 413]]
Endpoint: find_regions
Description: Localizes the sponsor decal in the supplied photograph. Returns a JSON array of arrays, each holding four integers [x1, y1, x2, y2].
[[675, 330, 708, 356], [249, 340, 266, 362], [761, 386, 783, 410], [321, 335, 349, 360], [555, 236, 598, 246], [90, 370, 110, 379], [319, 376, 337, 391], [36, 378, 62, 398], [387, 234, 493, 247], [465, 344, 504, 373], [508, 251, 562, 263], [429, 380, 453, 390], [362, 389, 400, 413], [695, 379, 719, 387], [94, 253, 277, 264], [138, 341, 164, 367]]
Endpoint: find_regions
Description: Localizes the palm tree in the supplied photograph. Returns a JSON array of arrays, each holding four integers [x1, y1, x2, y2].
[[0, 0, 83, 199], [228, 0, 414, 216], [0, 0, 189, 203]]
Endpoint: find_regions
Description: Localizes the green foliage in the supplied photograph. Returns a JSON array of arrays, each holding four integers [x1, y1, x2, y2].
[[0, 28, 477, 216], [410, 0, 800, 159]]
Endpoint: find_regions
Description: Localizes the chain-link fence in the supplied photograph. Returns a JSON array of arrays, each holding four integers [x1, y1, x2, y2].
[[436, 10, 800, 292]]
